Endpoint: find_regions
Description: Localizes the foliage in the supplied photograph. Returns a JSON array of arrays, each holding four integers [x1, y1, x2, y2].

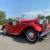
[[0, 11, 5, 22], [46, 15, 50, 23], [38, 15, 45, 19], [46, 15, 50, 20], [0, 22, 4, 25], [0, 11, 6, 25]]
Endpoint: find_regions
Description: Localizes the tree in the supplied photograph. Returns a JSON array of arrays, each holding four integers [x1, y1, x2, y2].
[[46, 15, 50, 23], [0, 11, 5, 21], [46, 15, 50, 20], [38, 15, 45, 19]]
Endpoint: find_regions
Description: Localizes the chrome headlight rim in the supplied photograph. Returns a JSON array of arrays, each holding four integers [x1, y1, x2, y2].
[[39, 20, 43, 24]]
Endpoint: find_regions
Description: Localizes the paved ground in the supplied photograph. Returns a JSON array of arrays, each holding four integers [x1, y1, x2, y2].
[[0, 25, 50, 50]]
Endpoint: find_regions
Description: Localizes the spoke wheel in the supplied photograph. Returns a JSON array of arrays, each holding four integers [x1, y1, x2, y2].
[[25, 29, 37, 43]]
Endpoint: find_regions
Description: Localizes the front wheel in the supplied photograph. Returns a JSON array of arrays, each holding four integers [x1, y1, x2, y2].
[[24, 29, 37, 43]]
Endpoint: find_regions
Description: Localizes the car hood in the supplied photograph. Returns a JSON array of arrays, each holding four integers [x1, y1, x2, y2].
[[20, 19, 40, 23]]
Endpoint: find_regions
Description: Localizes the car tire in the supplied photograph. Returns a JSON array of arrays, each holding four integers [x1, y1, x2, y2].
[[24, 29, 37, 43], [3, 27, 7, 35]]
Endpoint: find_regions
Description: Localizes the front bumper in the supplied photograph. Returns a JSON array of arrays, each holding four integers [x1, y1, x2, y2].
[[37, 32, 47, 41], [40, 32, 47, 37]]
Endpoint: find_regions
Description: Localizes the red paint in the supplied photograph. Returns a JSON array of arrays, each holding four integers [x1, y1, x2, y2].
[[3, 19, 43, 35], [47, 24, 50, 28]]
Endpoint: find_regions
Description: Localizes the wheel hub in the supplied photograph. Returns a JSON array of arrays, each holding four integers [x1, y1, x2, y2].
[[28, 32, 34, 39]]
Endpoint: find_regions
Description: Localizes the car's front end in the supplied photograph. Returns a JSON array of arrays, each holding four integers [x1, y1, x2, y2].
[[37, 19, 48, 39]]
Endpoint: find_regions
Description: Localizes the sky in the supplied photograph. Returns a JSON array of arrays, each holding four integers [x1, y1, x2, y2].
[[0, 0, 50, 19]]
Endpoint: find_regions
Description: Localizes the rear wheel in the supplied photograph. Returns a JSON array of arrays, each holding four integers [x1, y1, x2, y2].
[[24, 29, 37, 43], [3, 27, 7, 35]]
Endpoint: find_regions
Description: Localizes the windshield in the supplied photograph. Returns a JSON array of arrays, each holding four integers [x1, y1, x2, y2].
[[18, 15, 36, 20]]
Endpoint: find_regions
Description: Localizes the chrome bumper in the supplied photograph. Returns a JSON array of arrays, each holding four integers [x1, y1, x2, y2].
[[40, 32, 48, 37]]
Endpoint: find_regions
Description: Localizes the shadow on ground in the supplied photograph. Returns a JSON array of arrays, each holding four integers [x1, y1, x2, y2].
[[0, 32, 48, 44], [0, 32, 32, 44]]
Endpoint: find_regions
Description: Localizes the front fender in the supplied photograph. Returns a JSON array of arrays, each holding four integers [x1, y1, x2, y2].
[[31, 23, 43, 32], [20, 23, 43, 33]]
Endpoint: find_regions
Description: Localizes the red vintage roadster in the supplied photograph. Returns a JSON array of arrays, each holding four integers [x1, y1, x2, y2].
[[2, 18, 47, 43]]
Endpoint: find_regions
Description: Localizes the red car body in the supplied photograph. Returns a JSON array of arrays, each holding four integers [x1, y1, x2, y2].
[[2, 19, 43, 35]]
